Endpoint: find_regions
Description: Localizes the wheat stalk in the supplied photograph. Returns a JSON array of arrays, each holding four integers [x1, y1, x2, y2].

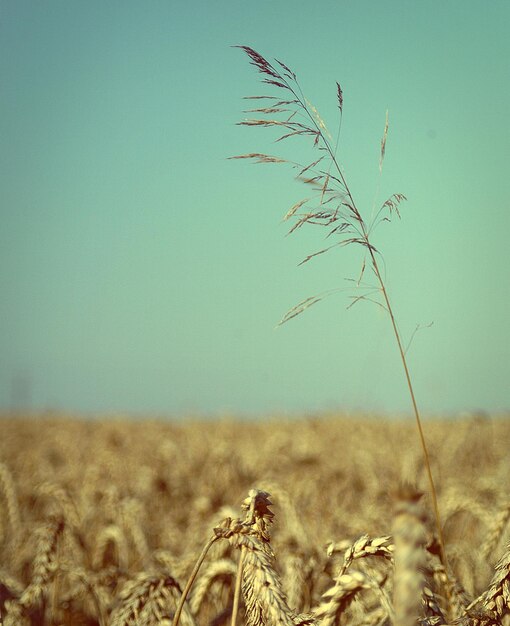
[[172, 535, 222, 626]]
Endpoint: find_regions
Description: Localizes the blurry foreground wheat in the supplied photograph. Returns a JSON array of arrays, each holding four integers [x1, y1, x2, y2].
[[1, 415, 509, 626]]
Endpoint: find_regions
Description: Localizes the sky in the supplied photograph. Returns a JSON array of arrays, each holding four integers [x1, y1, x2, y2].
[[0, 1, 509, 418]]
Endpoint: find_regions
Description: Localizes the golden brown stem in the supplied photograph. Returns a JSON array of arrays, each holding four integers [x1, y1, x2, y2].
[[231, 546, 246, 626], [172, 535, 218, 626]]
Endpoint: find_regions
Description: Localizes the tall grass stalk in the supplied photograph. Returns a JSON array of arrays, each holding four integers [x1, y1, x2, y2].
[[231, 46, 446, 566]]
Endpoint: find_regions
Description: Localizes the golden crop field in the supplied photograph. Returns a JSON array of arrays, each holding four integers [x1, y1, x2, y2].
[[0, 414, 509, 626]]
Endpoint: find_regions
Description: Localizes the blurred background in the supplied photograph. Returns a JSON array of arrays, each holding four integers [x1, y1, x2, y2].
[[1, 0, 508, 418]]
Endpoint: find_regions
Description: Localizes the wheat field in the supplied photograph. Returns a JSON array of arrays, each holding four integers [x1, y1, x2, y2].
[[0, 413, 509, 626]]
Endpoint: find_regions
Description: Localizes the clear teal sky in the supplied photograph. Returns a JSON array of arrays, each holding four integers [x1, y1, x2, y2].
[[1, 1, 509, 417]]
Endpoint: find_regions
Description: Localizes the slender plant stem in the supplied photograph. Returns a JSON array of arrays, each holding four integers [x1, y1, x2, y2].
[[285, 81, 447, 566], [367, 247, 447, 567], [231, 546, 246, 626], [237, 50, 447, 567], [172, 535, 219, 626]]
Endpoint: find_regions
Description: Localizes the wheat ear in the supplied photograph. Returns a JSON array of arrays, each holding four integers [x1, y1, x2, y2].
[[111, 572, 195, 626], [482, 501, 510, 562], [189, 558, 237, 615], [313, 570, 369, 626], [220, 522, 297, 626], [213, 490, 302, 626], [479, 541, 510, 620], [337, 535, 394, 577], [92, 524, 130, 571], [19, 516, 65, 610]]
